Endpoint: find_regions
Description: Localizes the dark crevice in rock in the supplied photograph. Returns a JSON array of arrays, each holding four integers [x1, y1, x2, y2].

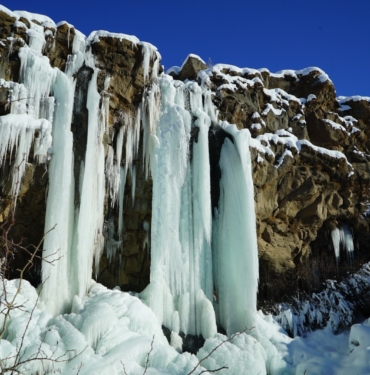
[[208, 125, 233, 215], [162, 326, 205, 354], [71, 65, 94, 208]]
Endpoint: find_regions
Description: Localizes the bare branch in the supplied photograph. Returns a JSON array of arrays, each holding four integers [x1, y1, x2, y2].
[[198, 366, 228, 374], [143, 334, 155, 375], [121, 360, 129, 375], [187, 327, 254, 375]]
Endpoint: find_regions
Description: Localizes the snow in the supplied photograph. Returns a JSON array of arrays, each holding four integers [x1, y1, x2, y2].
[[218, 83, 237, 91], [14, 10, 56, 28], [87, 30, 140, 45], [264, 88, 301, 105], [276, 149, 293, 168], [323, 119, 348, 134], [272, 67, 331, 83], [180, 53, 206, 71], [339, 104, 352, 111], [13, 20, 27, 29], [251, 123, 262, 130], [262, 103, 285, 116], [56, 20, 76, 29], [166, 65, 181, 75], [257, 154, 265, 164], [307, 94, 316, 102], [338, 95, 370, 104], [297, 140, 352, 167], [198, 64, 262, 90], [248, 127, 353, 172], [4, 277, 370, 375], [199, 63, 263, 79], [86, 30, 161, 68], [0, 5, 17, 18]]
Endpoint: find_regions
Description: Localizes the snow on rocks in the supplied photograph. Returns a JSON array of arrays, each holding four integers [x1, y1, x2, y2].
[[270, 67, 332, 84], [274, 262, 370, 337]]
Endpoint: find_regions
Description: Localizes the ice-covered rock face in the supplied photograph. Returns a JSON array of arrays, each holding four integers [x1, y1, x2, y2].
[[1, 3, 370, 326], [0, 5, 261, 339], [3, 6, 370, 375]]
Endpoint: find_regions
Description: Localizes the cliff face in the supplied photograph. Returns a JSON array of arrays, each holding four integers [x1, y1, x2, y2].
[[192, 62, 370, 303], [1, 6, 370, 307]]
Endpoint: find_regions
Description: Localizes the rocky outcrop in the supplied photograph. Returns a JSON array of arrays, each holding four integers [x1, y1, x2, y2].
[[0, 7, 157, 289], [1, 6, 370, 308], [195, 64, 370, 303]]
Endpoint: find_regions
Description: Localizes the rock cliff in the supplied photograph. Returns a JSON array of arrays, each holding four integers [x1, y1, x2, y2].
[[1, 6, 370, 310]]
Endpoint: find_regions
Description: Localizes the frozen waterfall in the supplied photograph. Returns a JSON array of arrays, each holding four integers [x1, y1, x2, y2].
[[141, 76, 259, 337], [0, 17, 260, 337]]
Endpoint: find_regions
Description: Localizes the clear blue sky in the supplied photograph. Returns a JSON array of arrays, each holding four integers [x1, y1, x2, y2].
[[1, 0, 369, 97]]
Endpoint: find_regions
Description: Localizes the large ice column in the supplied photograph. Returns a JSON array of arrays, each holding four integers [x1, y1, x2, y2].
[[148, 77, 191, 329], [189, 107, 214, 330], [41, 71, 76, 315], [40, 30, 87, 315], [145, 76, 216, 338], [145, 75, 259, 338], [213, 126, 259, 336], [72, 68, 106, 298]]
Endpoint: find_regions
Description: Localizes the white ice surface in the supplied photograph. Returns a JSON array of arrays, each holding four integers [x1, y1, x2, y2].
[[3, 279, 370, 375]]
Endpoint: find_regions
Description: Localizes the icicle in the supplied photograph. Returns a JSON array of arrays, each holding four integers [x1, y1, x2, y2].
[[0, 114, 52, 200], [131, 164, 136, 204], [27, 22, 46, 54], [101, 76, 111, 133], [140, 43, 157, 82], [143, 220, 150, 251], [142, 84, 160, 178], [66, 30, 86, 77], [331, 224, 354, 265], [1, 40, 55, 204], [118, 167, 126, 239], [67, 25, 70, 50], [342, 224, 354, 265], [18, 44, 56, 119], [9, 82, 28, 115], [186, 81, 202, 113], [106, 217, 121, 262], [331, 227, 341, 264]]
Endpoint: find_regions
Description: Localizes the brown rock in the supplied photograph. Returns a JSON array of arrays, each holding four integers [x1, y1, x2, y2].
[[178, 54, 207, 81]]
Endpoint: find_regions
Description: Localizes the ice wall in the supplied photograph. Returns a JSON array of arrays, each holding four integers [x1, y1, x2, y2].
[[0, 9, 260, 337], [142, 75, 259, 337]]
